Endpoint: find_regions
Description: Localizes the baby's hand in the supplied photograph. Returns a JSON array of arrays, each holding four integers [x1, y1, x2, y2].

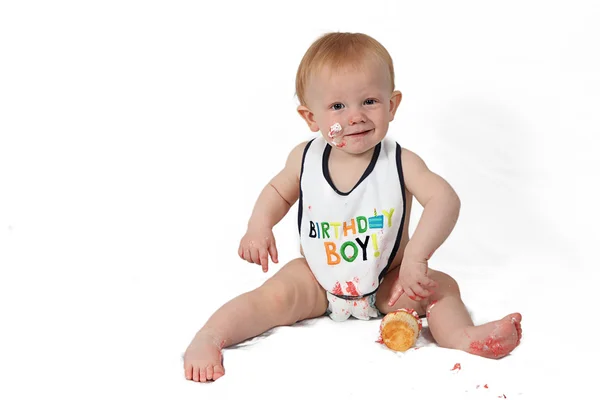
[[388, 258, 438, 306], [238, 227, 279, 273]]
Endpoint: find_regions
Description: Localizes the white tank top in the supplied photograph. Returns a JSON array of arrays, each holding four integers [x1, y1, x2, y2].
[[298, 136, 406, 300]]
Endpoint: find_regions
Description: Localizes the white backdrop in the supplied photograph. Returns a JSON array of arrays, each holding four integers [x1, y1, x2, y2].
[[1, 1, 598, 399]]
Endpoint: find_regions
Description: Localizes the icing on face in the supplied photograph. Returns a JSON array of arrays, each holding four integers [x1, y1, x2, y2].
[[328, 122, 342, 138], [328, 123, 344, 147]]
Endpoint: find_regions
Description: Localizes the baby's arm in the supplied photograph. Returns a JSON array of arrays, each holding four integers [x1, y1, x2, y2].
[[247, 141, 306, 228], [238, 141, 307, 271], [401, 148, 461, 262], [388, 148, 460, 304]]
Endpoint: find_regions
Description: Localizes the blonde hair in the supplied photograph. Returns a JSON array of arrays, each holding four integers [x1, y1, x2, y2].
[[295, 32, 396, 106]]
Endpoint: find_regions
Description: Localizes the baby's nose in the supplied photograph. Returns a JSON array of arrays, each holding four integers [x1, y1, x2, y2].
[[349, 113, 366, 125]]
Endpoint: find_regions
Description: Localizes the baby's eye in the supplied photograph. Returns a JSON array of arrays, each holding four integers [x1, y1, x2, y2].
[[331, 103, 345, 111], [364, 99, 377, 105]]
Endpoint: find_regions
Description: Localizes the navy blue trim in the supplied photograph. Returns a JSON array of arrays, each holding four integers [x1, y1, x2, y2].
[[328, 288, 378, 300], [299, 139, 406, 301], [297, 139, 315, 235], [376, 142, 407, 283], [328, 142, 407, 300], [322, 142, 381, 196]]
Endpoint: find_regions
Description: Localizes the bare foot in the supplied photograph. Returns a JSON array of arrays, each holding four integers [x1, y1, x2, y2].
[[462, 313, 522, 359], [184, 333, 225, 382]]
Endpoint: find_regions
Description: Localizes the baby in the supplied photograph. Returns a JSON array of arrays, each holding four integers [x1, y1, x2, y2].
[[184, 32, 522, 383]]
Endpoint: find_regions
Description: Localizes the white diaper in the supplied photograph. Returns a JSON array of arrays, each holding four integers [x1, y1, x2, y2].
[[326, 292, 381, 321]]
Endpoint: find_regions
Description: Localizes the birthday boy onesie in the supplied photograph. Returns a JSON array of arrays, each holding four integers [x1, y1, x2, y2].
[[298, 136, 407, 321]]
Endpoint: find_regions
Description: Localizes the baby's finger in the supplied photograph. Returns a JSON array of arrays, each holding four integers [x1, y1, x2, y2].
[[388, 285, 404, 306], [412, 284, 432, 298], [242, 248, 253, 263], [404, 286, 420, 301], [250, 247, 261, 265], [420, 276, 438, 289], [269, 241, 279, 264], [259, 247, 269, 272], [412, 295, 424, 302], [245, 248, 255, 263]]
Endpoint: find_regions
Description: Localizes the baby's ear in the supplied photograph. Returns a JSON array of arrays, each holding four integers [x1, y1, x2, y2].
[[297, 105, 320, 132], [388, 91, 402, 121]]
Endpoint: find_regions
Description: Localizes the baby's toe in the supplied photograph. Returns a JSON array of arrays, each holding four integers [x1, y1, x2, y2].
[[192, 365, 201, 382], [213, 364, 225, 380], [511, 318, 522, 345], [509, 312, 522, 324], [199, 367, 207, 382], [206, 365, 214, 381], [511, 315, 522, 337]]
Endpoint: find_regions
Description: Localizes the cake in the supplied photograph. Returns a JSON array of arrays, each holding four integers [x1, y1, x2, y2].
[[377, 308, 422, 351]]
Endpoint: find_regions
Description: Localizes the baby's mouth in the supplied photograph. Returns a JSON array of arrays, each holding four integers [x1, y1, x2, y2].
[[345, 129, 373, 137]]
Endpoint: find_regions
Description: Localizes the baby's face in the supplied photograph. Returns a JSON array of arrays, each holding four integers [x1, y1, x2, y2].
[[300, 59, 401, 155]]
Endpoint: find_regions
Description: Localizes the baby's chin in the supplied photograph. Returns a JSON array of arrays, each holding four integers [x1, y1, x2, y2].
[[330, 132, 384, 154], [333, 143, 379, 156]]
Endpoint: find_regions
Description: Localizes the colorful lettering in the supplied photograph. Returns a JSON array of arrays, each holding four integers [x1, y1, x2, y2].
[[382, 208, 395, 227], [330, 222, 341, 239], [371, 233, 380, 257], [343, 219, 357, 236], [356, 216, 368, 233], [308, 205, 395, 265], [324, 242, 341, 265], [320, 222, 330, 239], [355, 235, 370, 261], [340, 241, 358, 262], [309, 221, 317, 238]]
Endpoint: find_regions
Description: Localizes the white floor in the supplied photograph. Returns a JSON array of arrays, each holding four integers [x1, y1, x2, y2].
[[0, 207, 594, 400], [1, 1, 599, 399]]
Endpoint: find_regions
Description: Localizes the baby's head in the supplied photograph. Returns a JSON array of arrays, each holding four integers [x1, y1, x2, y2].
[[296, 32, 402, 154]]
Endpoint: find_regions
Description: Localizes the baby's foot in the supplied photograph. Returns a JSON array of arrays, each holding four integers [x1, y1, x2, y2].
[[462, 313, 522, 359], [184, 333, 225, 382]]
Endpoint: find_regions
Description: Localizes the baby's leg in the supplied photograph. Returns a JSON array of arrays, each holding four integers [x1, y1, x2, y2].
[[376, 268, 522, 359], [183, 257, 327, 382], [423, 270, 521, 358]]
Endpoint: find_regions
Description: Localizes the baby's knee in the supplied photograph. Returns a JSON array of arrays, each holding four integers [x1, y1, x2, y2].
[[258, 279, 296, 313], [431, 270, 461, 295]]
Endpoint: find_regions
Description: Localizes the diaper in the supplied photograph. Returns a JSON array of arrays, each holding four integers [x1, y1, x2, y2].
[[326, 292, 381, 321]]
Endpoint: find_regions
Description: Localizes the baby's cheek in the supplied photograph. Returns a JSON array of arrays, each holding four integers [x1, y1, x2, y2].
[[328, 122, 342, 138], [328, 122, 345, 147]]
